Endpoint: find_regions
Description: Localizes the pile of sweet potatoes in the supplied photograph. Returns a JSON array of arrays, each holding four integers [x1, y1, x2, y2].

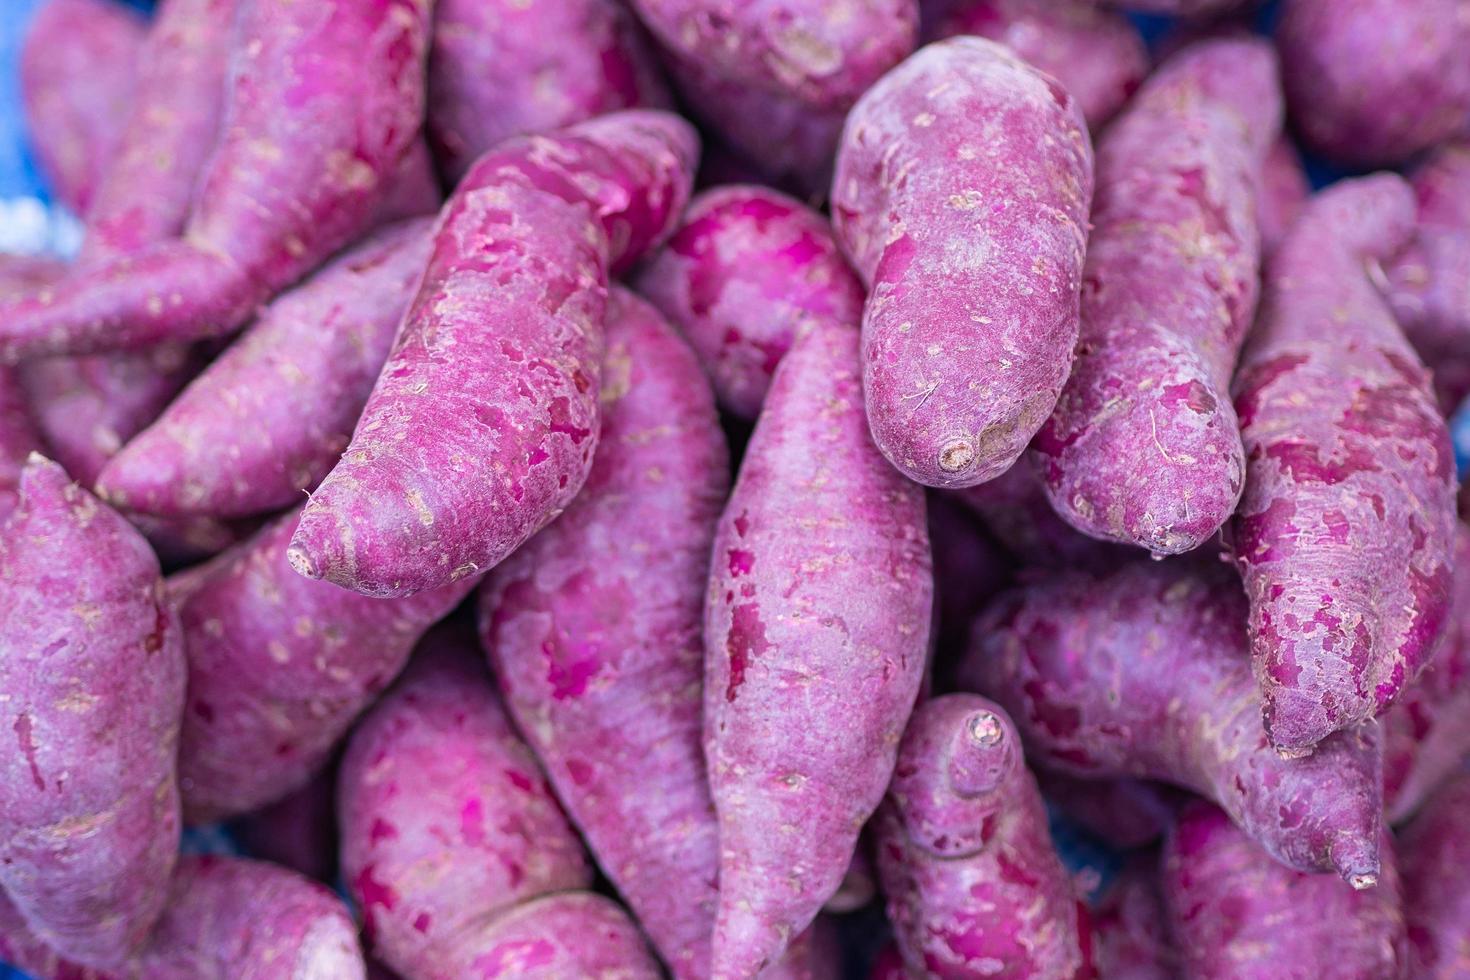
[[2, 0, 1469, 976]]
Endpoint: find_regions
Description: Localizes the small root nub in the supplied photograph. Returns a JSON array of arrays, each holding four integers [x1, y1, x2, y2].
[[938, 439, 975, 473]]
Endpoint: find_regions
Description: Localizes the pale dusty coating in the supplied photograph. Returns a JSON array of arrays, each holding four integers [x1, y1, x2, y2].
[[1162, 803, 1407, 979], [97, 219, 434, 519], [172, 507, 476, 824], [634, 184, 864, 419], [925, 0, 1147, 130], [1090, 856, 1178, 980], [0, 457, 183, 968], [960, 559, 1385, 884], [1032, 39, 1281, 555], [1386, 141, 1470, 412], [1276, 0, 1470, 168], [338, 629, 593, 979], [875, 695, 1086, 978], [704, 317, 932, 977], [428, 0, 669, 182], [19, 0, 145, 215], [832, 37, 1093, 488], [1399, 773, 1470, 979], [478, 290, 728, 979], [0, 0, 432, 359], [289, 111, 698, 598], [1231, 175, 1457, 752], [1382, 524, 1470, 824]]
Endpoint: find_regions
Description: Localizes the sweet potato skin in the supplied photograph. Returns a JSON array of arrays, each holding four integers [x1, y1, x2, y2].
[[634, 184, 865, 419], [952, 463, 1130, 572], [960, 558, 1385, 884], [704, 316, 932, 977], [1257, 137, 1310, 255], [0, 0, 432, 359], [428, 0, 669, 182], [478, 289, 727, 978], [1276, 0, 1470, 168], [832, 37, 1092, 488], [1400, 773, 1470, 978], [231, 770, 338, 884], [1231, 175, 1457, 752], [96, 219, 434, 519], [925, 0, 1147, 130], [173, 508, 476, 824], [875, 695, 1086, 979], [0, 457, 184, 968], [1386, 141, 1470, 413], [1032, 39, 1281, 555], [339, 629, 593, 980], [1383, 523, 1470, 824], [288, 111, 698, 598], [19, 0, 145, 216], [1090, 856, 1178, 980], [1162, 803, 1407, 980]]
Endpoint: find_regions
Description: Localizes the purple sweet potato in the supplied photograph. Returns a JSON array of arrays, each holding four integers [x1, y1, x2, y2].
[[634, 184, 865, 419], [230, 769, 338, 884], [0, 0, 433, 360], [952, 462, 1130, 572], [823, 845, 878, 915], [0, 368, 43, 521], [1383, 523, 1470, 824], [832, 37, 1093, 489], [95, 218, 434, 520], [173, 507, 477, 824], [868, 945, 908, 980], [19, 0, 145, 216], [477, 289, 727, 978], [925, 0, 1147, 130], [1386, 141, 1470, 412], [0, 457, 184, 967], [704, 315, 932, 977], [875, 694, 1087, 978], [338, 629, 595, 978], [927, 492, 1010, 668], [1032, 39, 1281, 555], [1036, 773, 1176, 851], [1162, 802, 1407, 979], [1258, 136, 1310, 254], [288, 110, 698, 598], [1231, 175, 1457, 752], [960, 558, 1386, 884], [630, 0, 917, 190], [1090, 856, 1178, 980], [1400, 772, 1470, 978], [1276, 0, 1470, 168], [428, 0, 669, 182]]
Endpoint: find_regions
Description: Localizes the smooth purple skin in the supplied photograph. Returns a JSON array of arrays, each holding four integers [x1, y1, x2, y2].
[[1382, 524, 1470, 824], [634, 184, 865, 419], [173, 507, 477, 825], [477, 290, 727, 979], [1090, 856, 1178, 980], [0, 367, 43, 521], [0, 457, 184, 969], [96, 219, 434, 520], [960, 558, 1385, 885], [1276, 0, 1470, 169], [1035, 772, 1176, 851], [373, 138, 444, 225], [338, 630, 593, 980], [704, 317, 932, 978], [288, 110, 698, 599], [876, 695, 1086, 979], [230, 768, 338, 884], [927, 492, 1010, 671], [832, 37, 1093, 489], [1258, 136, 1310, 255], [1386, 141, 1470, 413], [631, 0, 918, 113], [0, 0, 432, 361], [926, 0, 1147, 130], [428, 0, 669, 183], [19, 0, 145, 216], [1032, 39, 1281, 555], [1162, 803, 1407, 980], [1231, 175, 1457, 752], [951, 463, 1132, 572], [1400, 773, 1470, 978]]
